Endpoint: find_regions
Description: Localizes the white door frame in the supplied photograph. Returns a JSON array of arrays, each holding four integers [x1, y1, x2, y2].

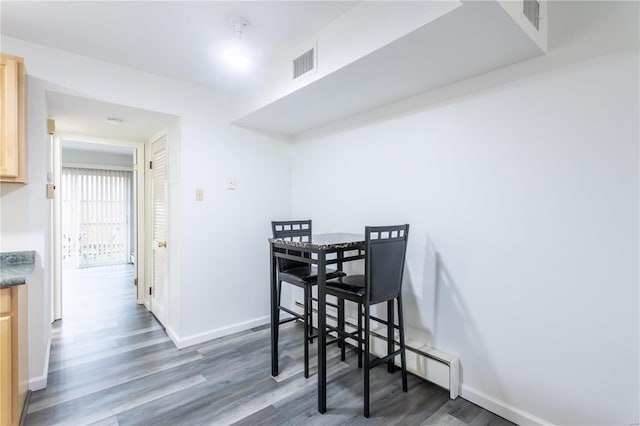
[[51, 134, 147, 310]]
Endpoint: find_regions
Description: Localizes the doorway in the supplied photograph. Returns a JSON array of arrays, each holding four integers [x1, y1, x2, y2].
[[53, 138, 145, 321], [46, 91, 179, 327]]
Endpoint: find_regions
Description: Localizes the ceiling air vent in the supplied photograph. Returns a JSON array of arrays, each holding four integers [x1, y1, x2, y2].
[[523, 0, 540, 30], [293, 46, 316, 79]]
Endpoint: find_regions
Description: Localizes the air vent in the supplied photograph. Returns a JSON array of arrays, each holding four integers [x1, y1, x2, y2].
[[523, 0, 540, 30], [293, 47, 316, 79]]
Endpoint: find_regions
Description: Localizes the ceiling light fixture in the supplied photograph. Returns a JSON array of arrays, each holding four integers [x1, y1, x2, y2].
[[224, 16, 250, 71]]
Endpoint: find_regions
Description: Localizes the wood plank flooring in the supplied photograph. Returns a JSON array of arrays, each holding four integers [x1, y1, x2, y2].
[[26, 265, 514, 426]]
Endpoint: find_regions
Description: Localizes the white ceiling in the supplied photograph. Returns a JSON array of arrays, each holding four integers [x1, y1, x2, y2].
[[47, 91, 178, 142], [235, 0, 545, 134], [0, 1, 357, 92]]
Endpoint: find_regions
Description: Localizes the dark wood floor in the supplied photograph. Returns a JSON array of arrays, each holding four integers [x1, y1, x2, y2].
[[26, 264, 514, 426]]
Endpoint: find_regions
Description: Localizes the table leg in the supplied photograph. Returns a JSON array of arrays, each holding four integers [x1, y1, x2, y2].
[[270, 243, 279, 377], [317, 251, 327, 413], [387, 299, 395, 373], [337, 251, 344, 351]]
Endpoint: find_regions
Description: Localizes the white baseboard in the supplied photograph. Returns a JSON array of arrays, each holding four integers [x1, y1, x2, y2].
[[460, 384, 553, 426], [165, 325, 180, 347], [167, 315, 270, 349], [29, 336, 51, 391]]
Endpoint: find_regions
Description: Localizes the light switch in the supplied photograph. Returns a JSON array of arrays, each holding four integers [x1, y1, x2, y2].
[[46, 183, 55, 199], [195, 188, 204, 201], [227, 178, 236, 190]]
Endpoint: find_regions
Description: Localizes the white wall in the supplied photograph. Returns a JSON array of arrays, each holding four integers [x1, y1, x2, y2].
[[62, 147, 133, 168], [0, 75, 51, 389], [0, 36, 291, 381], [291, 2, 638, 425]]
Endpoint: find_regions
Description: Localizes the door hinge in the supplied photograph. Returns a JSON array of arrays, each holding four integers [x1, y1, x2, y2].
[[134, 278, 138, 287], [133, 164, 138, 172], [149, 161, 153, 170], [149, 286, 153, 296]]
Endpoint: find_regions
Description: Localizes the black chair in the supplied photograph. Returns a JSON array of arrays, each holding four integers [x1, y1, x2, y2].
[[272, 220, 346, 378], [324, 224, 409, 417]]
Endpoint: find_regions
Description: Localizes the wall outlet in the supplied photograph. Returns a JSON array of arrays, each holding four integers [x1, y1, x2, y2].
[[227, 178, 236, 190], [195, 188, 204, 201]]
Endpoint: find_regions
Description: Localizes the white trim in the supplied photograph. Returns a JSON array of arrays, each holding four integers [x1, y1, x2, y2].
[[460, 384, 553, 426], [166, 315, 270, 349], [52, 135, 62, 321], [62, 162, 133, 172], [53, 133, 147, 305], [29, 336, 51, 391]]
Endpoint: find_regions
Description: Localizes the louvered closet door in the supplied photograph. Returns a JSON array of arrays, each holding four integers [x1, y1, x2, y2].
[[150, 136, 168, 326]]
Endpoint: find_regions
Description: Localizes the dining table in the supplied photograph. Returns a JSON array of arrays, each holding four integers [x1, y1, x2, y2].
[[268, 232, 366, 413]]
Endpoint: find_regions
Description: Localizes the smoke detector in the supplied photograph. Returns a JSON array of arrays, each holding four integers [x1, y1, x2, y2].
[[229, 16, 249, 34]]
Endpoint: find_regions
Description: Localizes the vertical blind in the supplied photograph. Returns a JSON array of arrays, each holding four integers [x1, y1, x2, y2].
[[61, 167, 132, 268]]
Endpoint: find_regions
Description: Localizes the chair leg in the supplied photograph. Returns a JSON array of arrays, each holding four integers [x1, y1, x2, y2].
[[397, 295, 408, 392], [303, 285, 310, 379], [308, 286, 314, 344], [363, 302, 370, 418], [358, 302, 363, 368], [387, 299, 395, 374], [338, 298, 346, 361]]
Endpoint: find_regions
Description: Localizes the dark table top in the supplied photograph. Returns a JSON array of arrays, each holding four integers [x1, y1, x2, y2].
[[269, 233, 365, 250]]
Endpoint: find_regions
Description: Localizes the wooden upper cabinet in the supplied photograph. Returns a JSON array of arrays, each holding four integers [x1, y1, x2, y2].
[[0, 53, 26, 184]]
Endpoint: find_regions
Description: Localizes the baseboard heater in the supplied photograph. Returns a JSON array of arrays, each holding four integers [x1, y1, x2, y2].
[[293, 300, 460, 399]]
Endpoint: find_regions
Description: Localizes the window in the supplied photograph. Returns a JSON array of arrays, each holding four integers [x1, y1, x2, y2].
[[61, 167, 132, 268]]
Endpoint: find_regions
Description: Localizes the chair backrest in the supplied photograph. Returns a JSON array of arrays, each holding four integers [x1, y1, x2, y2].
[[365, 224, 410, 305], [271, 220, 312, 272]]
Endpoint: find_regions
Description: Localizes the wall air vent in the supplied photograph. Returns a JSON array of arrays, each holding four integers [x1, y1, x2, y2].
[[523, 0, 540, 30], [293, 46, 316, 79]]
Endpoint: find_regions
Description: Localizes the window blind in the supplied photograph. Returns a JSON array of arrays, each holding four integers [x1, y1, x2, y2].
[[61, 167, 133, 268]]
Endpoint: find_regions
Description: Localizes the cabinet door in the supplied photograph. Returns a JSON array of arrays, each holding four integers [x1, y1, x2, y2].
[[0, 55, 20, 178], [0, 315, 11, 426]]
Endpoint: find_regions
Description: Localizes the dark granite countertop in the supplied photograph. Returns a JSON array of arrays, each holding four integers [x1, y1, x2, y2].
[[0, 251, 35, 288]]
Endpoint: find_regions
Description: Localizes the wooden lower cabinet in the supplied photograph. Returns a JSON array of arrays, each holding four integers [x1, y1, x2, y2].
[[0, 315, 11, 425], [0, 287, 28, 426]]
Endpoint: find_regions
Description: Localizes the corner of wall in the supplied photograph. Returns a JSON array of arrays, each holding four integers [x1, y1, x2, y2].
[[28, 335, 51, 391]]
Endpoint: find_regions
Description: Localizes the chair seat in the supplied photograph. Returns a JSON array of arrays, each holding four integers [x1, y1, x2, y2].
[[279, 265, 345, 286], [326, 274, 366, 297]]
